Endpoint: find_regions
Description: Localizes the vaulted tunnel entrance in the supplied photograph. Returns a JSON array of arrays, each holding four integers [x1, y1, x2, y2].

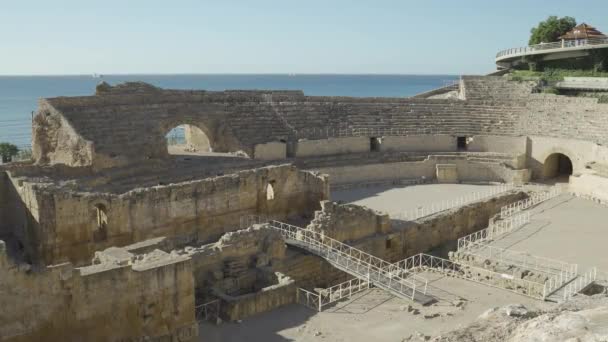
[[543, 153, 573, 180]]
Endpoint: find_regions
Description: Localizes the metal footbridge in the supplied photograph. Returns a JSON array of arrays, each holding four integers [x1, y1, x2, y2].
[[266, 220, 435, 305]]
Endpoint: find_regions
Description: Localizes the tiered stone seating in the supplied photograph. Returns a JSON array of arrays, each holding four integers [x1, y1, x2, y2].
[[46, 77, 608, 166]]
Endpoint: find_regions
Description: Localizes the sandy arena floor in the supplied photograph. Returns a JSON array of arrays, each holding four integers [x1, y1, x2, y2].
[[199, 272, 552, 342], [332, 183, 497, 217], [488, 194, 608, 273]]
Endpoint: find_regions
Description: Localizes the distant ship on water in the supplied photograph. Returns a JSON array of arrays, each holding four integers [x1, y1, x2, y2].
[[92, 73, 103, 79]]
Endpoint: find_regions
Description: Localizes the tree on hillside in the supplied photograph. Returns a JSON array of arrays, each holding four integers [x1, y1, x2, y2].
[[529, 16, 577, 45], [0, 143, 19, 163]]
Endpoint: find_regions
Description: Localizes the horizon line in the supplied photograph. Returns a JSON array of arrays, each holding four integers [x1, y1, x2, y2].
[[0, 72, 469, 77]]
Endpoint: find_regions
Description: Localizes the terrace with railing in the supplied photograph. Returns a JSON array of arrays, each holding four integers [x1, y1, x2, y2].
[[496, 37, 608, 62]]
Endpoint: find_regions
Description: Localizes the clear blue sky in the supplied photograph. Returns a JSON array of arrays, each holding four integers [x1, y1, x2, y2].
[[2, 0, 607, 75]]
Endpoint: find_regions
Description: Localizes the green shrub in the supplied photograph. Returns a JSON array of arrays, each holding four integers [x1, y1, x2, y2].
[[0, 142, 19, 163]]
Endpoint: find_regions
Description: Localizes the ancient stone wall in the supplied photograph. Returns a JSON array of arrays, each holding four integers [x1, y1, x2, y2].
[[178, 225, 287, 298], [0, 242, 197, 342], [307, 201, 390, 242], [214, 272, 296, 322], [254, 142, 287, 160], [295, 137, 370, 157], [0, 172, 46, 263], [380, 135, 458, 153], [6, 164, 328, 266], [316, 158, 530, 186], [31, 79, 608, 174]]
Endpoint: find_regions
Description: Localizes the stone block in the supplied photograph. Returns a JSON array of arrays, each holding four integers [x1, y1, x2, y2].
[[436, 164, 459, 183]]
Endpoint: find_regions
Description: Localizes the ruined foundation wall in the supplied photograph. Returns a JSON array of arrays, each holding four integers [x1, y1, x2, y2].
[[32, 100, 94, 167], [396, 192, 527, 258], [0, 172, 48, 263], [0, 242, 197, 342], [307, 201, 390, 242], [13, 165, 328, 266], [316, 159, 529, 186]]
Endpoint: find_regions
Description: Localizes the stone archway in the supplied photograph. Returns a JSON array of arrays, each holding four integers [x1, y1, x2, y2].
[[165, 124, 213, 155], [543, 153, 573, 179]]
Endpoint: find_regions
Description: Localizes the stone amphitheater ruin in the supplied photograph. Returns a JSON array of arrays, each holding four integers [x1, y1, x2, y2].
[[2, 74, 608, 341]]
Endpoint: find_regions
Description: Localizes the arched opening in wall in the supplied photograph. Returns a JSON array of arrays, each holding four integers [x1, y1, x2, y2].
[[93, 204, 108, 242], [165, 124, 250, 159], [543, 153, 573, 180], [166, 124, 212, 156], [266, 182, 275, 201]]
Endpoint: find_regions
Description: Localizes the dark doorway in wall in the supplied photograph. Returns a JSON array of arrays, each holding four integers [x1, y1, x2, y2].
[[93, 204, 108, 242], [457, 136, 467, 150], [543, 153, 573, 180], [370, 137, 382, 152]]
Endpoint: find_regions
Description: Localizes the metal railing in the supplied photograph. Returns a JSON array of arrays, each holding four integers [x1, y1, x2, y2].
[[195, 299, 221, 324], [394, 183, 515, 221], [500, 186, 561, 219], [457, 211, 531, 250], [249, 217, 430, 302], [496, 37, 608, 60], [386, 253, 547, 300], [455, 244, 577, 299], [563, 267, 598, 301], [459, 245, 577, 277], [297, 288, 322, 311], [296, 278, 371, 311]]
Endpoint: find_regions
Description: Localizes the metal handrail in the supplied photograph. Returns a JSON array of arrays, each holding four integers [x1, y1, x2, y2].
[[387, 253, 547, 300], [394, 183, 515, 221], [496, 37, 608, 60], [195, 299, 220, 323], [457, 211, 531, 250], [563, 267, 598, 301], [500, 186, 561, 219], [260, 219, 429, 301], [459, 245, 577, 276]]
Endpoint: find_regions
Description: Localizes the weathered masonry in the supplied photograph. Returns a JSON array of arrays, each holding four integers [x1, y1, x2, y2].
[[3, 75, 608, 341]]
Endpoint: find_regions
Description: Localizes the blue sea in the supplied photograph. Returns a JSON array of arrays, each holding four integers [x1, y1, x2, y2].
[[0, 74, 458, 148]]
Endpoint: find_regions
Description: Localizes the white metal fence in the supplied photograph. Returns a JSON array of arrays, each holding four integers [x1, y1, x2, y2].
[[563, 268, 598, 301], [195, 299, 221, 324], [455, 244, 577, 299], [296, 278, 371, 311], [457, 211, 531, 250], [500, 186, 561, 219], [386, 253, 547, 300], [265, 219, 429, 301], [394, 183, 515, 221], [460, 245, 577, 277]]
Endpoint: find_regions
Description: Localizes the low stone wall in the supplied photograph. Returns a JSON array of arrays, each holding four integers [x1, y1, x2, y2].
[[307, 201, 390, 242], [450, 251, 550, 288], [214, 272, 296, 321], [254, 142, 287, 160], [295, 137, 370, 157], [467, 135, 527, 155], [316, 158, 530, 186], [0, 242, 197, 342], [380, 135, 457, 153]]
